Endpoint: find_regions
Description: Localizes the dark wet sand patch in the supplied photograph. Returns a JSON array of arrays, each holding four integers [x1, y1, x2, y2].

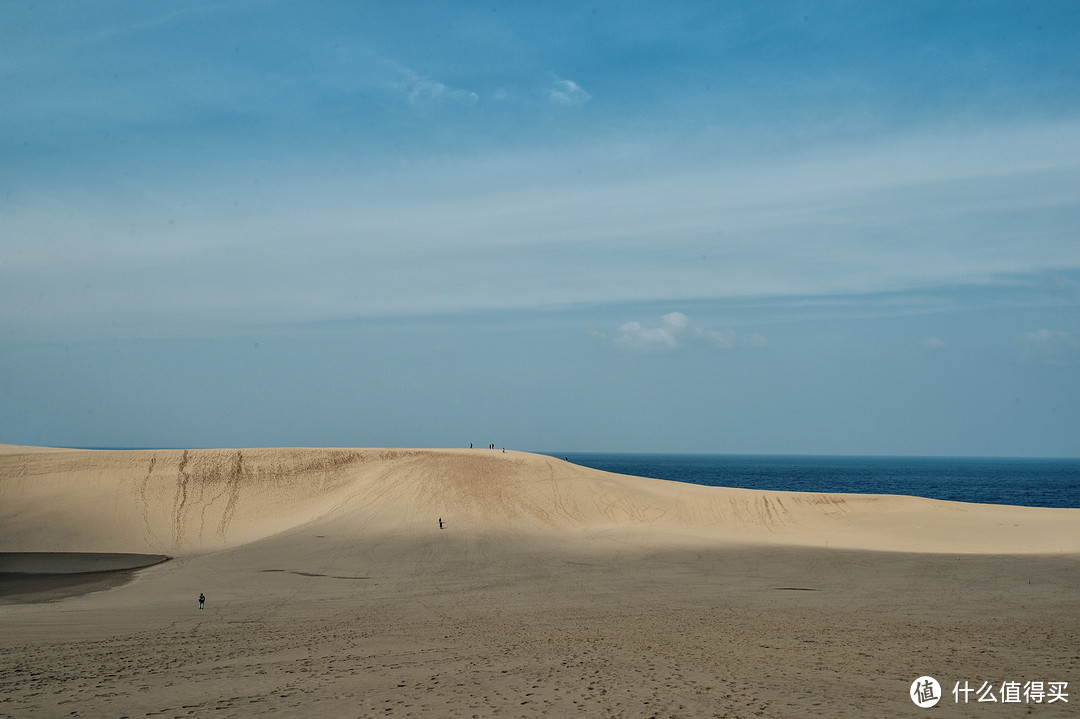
[[0, 553, 170, 604]]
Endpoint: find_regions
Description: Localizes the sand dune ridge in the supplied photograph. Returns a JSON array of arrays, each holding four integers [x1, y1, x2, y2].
[[1, 445, 1077, 556]]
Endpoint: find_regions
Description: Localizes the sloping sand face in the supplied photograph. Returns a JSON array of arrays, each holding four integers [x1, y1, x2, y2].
[[0, 446, 391, 555], [1, 446, 1077, 718]]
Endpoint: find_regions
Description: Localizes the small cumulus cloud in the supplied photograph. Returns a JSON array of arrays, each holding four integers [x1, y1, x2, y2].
[[548, 77, 591, 106], [602, 312, 764, 353], [612, 318, 682, 352], [921, 337, 949, 351], [1018, 329, 1080, 366]]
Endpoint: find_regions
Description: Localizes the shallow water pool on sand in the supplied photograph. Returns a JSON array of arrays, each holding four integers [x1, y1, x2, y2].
[[0, 553, 170, 604]]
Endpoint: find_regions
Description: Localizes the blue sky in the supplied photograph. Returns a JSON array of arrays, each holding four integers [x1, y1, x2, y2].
[[2, 1, 1078, 456]]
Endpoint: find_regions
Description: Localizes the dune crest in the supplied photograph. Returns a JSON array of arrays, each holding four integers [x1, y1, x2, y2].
[[1, 445, 1077, 556]]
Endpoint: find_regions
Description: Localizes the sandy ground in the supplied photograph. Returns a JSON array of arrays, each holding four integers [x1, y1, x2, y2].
[[1, 446, 1077, 718]]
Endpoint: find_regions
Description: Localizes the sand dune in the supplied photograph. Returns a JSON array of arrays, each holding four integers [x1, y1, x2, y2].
[[2, 445, 1078, 718], [1, 445, 1077, 556]]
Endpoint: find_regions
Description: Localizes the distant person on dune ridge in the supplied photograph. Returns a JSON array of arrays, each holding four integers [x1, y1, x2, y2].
[[198, 592, 204, 610]]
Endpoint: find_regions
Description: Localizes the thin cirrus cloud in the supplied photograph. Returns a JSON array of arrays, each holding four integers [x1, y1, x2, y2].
[[605, 312, 766, 353], [3, 115, 1077, 344], [1018, 330, 1080, 366]]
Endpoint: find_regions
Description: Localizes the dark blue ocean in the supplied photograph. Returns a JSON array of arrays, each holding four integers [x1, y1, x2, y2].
[[546, 454, 1080, 509]]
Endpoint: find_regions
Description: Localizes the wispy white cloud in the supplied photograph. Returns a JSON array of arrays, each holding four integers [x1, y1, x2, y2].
[[604, 312, 764, 353], [921, 337, 949, 351], [548, 77, 591, 106], [390, 65, 479, 105], [1018, 329, 1080, 366]]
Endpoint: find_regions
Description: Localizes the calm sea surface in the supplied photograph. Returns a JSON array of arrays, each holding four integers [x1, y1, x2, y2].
[[545, 453, 1080, 509]]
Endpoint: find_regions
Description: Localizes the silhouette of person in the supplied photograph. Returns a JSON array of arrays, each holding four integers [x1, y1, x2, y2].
[[439, 517, 444, 529], [198, 592, 205, 610]]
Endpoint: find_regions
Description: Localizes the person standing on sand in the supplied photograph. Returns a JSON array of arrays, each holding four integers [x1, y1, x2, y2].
[[199, 592, 205, 610], [439, 518, 443, 529]]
